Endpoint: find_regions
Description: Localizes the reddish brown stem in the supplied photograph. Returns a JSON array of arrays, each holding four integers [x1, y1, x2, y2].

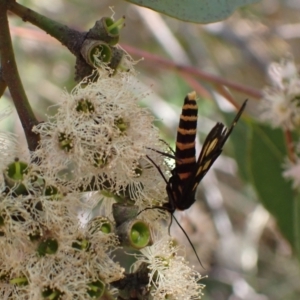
[[123, 44, 262, 99], [284, 129, 296, 163]]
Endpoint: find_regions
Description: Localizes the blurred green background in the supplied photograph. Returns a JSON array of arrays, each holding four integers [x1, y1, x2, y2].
[[2, 0, 300, 299]]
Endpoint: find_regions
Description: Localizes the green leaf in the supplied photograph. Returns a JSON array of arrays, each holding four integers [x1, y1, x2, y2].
[[125, 0, 261, 23], [250, 123, 294, 246], [229, 114, 251, 182], [231, 118, 295, 247]]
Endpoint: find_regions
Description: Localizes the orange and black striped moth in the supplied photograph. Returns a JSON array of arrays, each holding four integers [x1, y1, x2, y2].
[[146, 92, 247, 267], [164, 91, 247, 213]]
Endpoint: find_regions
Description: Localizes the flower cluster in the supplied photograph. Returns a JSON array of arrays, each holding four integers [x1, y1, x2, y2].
[[0, 66, 204, 299], [32, 70, 163, 195], [259, 56, 300, 189], [132, 237, 205, 300], [283, 147, 300, 190], [259, 55, 300, 130], [0, 191, 123, 299]]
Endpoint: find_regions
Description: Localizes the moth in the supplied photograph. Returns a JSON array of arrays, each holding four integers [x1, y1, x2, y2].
[[165, 91, 247, 213], [147, 92, 247, 267]]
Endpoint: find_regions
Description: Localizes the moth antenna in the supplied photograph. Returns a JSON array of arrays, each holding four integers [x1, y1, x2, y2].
[[146, 155, 169, 185], [172, 214, 205, 269], [146, 148, 176, 160]]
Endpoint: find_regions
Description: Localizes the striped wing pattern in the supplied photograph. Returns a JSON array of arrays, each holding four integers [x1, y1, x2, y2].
[[175, 91, 198, 183], [166, 92, 247, 212]]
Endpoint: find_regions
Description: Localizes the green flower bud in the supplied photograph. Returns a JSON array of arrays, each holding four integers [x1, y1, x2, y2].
[[87, 279, 105, 298], [4, 159, 28, 195], [87, 216, 113, 235], [116, 219, 152, 249], [72, 238, 91, 251], [81, 39, 112, 68], [37, 238, 58, 256], [42, 287, 64, 300]]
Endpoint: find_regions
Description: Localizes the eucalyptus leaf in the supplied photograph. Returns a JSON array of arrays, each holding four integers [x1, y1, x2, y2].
[[231, 118, 295, 247], [125, 0, 261, 23]]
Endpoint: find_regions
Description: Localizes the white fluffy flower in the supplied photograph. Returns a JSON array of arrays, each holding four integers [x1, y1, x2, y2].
[[1, 56, 199, 298], [259, 55, 300, 130], [132, 237, 204, 300], [32, 69, 166, 200], [0, 190, 124, 299], [283, 158, 300, 189]]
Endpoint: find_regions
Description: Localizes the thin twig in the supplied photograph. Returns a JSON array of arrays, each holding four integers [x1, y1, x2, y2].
[[0, 0, 39, 151], [123, 44, 262, 99]]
